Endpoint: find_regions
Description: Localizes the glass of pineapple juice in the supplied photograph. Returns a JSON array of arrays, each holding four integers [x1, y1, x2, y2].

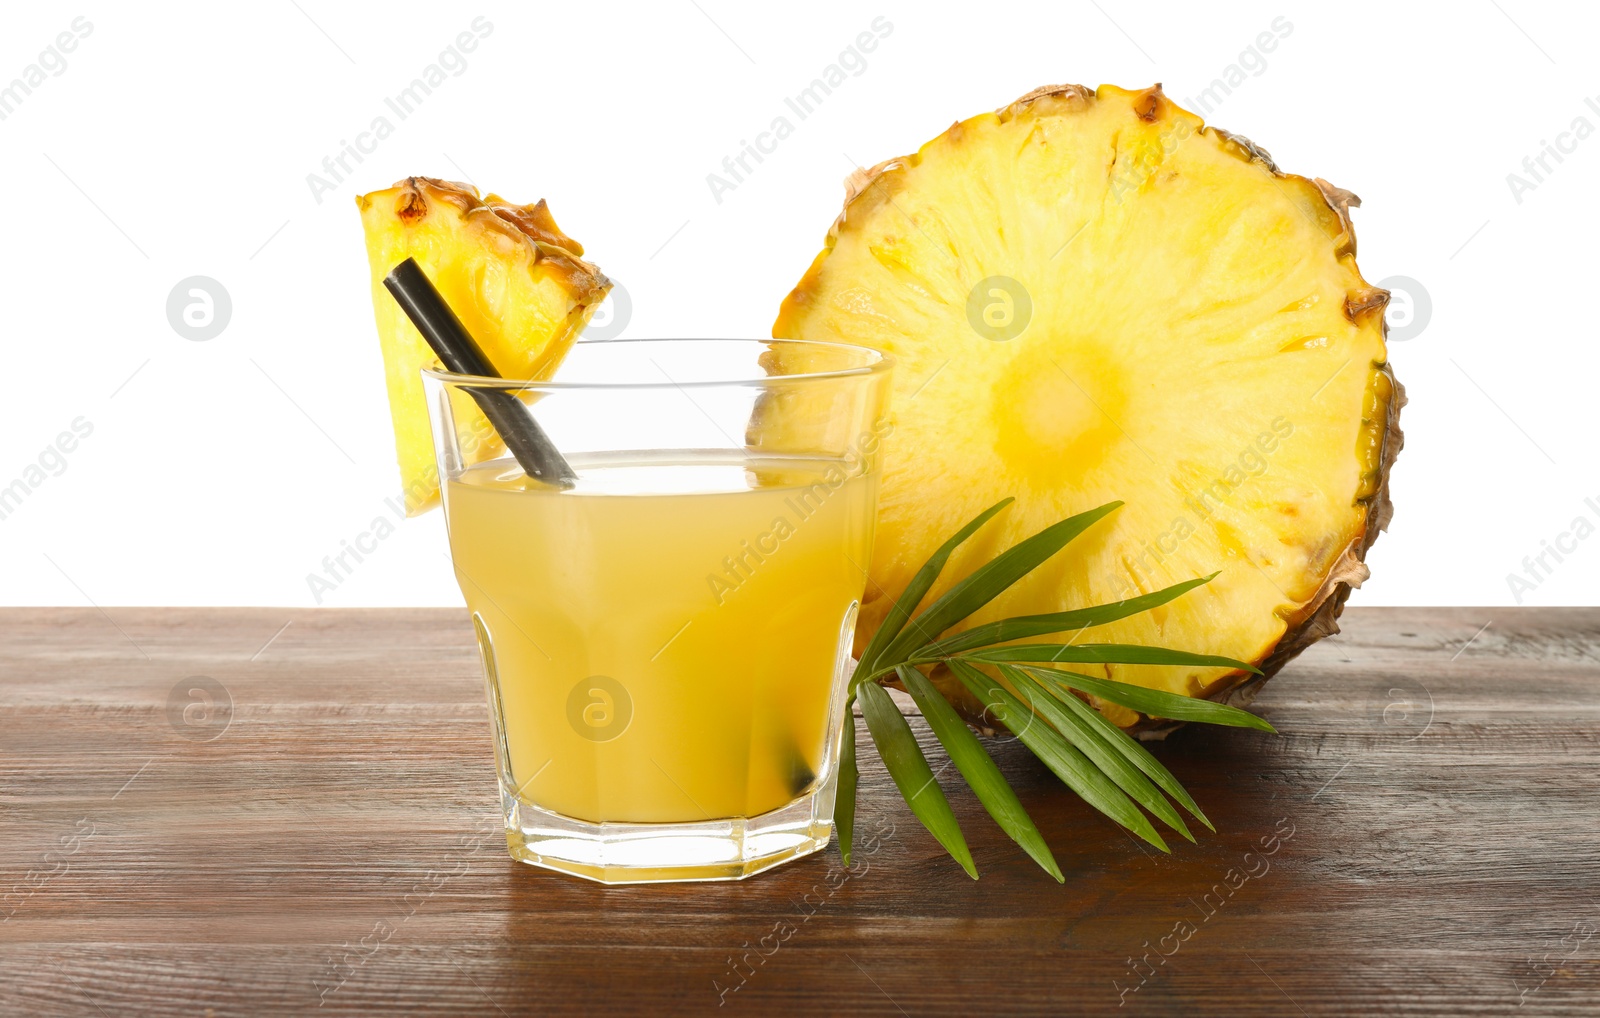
[[422, 339, 892, 883]]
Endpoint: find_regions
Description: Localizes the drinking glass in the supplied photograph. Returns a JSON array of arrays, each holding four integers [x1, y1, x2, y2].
[[423, 338, 893, 883]]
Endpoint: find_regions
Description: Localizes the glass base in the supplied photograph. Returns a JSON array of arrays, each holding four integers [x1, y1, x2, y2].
[[501, 779, 837, 884]]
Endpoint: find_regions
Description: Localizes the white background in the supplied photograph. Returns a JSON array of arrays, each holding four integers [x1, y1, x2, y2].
[[0, 0, 1594, 608]]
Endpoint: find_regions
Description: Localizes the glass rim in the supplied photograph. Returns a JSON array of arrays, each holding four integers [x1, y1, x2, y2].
[[422, 337, 893, 391]]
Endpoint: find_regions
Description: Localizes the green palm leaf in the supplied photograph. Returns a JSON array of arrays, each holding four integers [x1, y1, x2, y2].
[[831, 496, 1276, 878], [869, 501, 1123, 676], [1028, 675, 1215, 831], [955, 643, 1261, 674], [915, 573, 1219, 657], [855, 498, 1014, 678], [998, 665, 1192, 842], [856, 680, 977, 878], [947, 660, 1168, 852], [836, 699, 860, 864], [896, 665, 1062, 882], [1020, 665, 1276, 732]]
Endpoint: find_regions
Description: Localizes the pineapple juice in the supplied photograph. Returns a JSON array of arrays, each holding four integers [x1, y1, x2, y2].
[[445, 452, 875, 824]]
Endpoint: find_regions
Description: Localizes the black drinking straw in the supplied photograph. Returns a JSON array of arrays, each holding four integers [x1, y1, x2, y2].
[[383, 258, 577, 488]]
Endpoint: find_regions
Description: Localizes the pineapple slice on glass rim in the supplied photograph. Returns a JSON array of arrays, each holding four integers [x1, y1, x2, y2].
[[357, 177, 610, 514], [768, 84, 1404, 730]]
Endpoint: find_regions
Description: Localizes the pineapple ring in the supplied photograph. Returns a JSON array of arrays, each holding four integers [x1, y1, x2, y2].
[[771, 84, 1403, 729]]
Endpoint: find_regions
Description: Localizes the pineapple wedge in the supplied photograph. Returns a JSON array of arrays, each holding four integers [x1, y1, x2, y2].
[[771, 84, 1403, 729], [357, 177, 610, 513]]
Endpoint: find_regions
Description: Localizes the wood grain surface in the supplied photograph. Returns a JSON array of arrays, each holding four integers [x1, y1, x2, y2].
[[2, 606, 1597, 1016]]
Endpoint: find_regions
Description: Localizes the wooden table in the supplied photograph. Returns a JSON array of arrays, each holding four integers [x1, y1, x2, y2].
[[2, 607, 1596, 1015]]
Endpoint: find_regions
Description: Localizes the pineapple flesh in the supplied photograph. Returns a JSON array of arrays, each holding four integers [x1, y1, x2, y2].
[[771, 84, 1403, 728], [357, 177, 610, 513]]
